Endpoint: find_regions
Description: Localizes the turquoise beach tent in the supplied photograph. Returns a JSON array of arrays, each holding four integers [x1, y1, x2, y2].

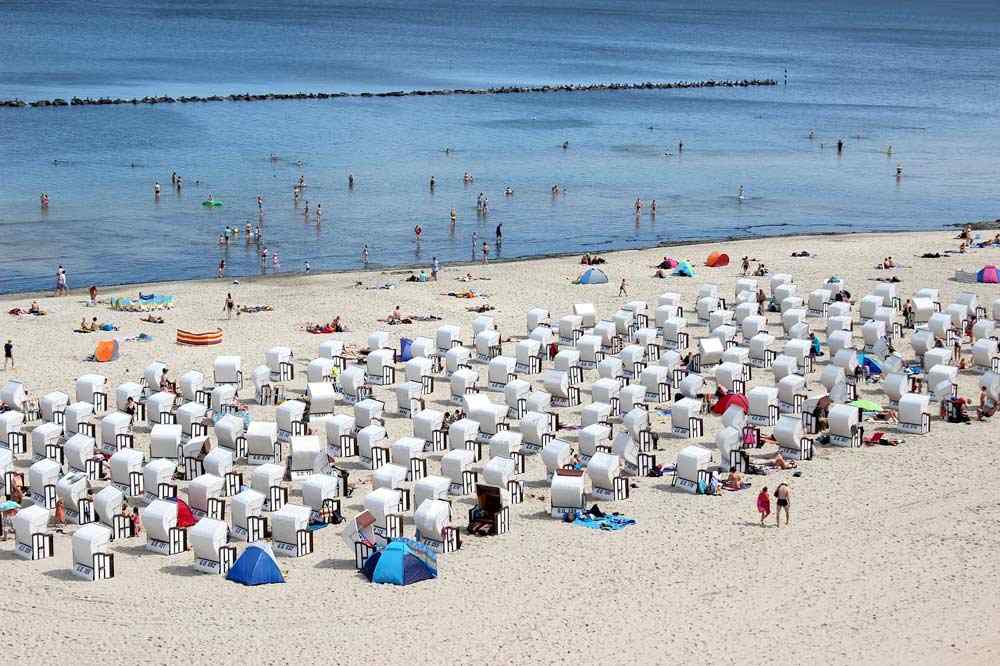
[[575, 268, 608, 285], [361, 539, 437, 586], [674, 260, 695, 277], [226, 543, 284, 586]]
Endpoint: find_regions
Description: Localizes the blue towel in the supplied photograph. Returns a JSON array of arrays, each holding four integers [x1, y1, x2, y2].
[[572, 512, 636, 531]]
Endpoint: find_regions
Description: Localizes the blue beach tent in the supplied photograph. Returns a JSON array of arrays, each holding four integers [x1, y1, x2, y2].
[[399, 337, 414, 362], [859, 354, 883, 376], [361, 539, 437, 586], [226, 543, 285, 586], [576, 268, 609, 285], [674, 260, 695, 277]]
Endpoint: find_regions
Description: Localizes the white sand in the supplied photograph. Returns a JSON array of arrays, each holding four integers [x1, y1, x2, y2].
[[1, 230, 998, 665]]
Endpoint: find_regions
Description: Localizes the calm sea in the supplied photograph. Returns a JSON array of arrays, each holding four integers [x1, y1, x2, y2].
[[1, 0, 998, 293]]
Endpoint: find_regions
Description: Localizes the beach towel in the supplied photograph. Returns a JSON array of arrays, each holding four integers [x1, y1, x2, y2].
[[571, 511, 636, 531]]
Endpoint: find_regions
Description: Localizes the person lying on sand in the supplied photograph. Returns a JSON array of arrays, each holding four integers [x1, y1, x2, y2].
[[240, 304, 274, 313], [28, 301, 46, 315], [141, 315, 165, 324], [446, 291, 478, 299], [468, 304, 495, 313]]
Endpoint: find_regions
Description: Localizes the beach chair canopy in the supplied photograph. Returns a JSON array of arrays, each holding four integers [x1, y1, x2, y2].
[[94, 339, 120, 363], [227, 543, 285, 586], [712, 392, 749, 415], [977, 265, 999, 284], [575, 268, 608, 285], [706, 251, 730, 267], [361, 538, 437, 586], [674, 260, 695, 277]]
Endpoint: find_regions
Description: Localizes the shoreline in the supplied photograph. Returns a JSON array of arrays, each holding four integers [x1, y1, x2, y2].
[[7, 222, 989, 301]]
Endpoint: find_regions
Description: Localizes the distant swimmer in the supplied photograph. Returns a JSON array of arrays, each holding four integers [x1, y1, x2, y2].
[[504, 186, 513, 196], [562, 141, 569, 149], [463, 172, 473, 183], [303, 201, 309, 218], [495, 223, 503, 244], [444, 147, 451, 154], [737, 186, 745, 202], [836, 139, 844, 154], [450, 208, 457, 225], [651, 199, 657, 215], [808, 129, 815, 140], [678, 141, 683, 153], [429, 176, 435, 191], [634, 197, 642, 214], [414, 224, 423, 240], [348, 173, 355, 189], [270, 153, 278, 161], [886, 145, 894, 156], [171, 171, 177, 185], [316, 203, 322, 219], [154, 181, 161, 197], [896, 163, 903, 178], [297, 175, 305, 187], [256, 195, 263, 209]]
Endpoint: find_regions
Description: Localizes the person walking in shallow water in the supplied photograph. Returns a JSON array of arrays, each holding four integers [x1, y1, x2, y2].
[[361, 244, 369, 265]]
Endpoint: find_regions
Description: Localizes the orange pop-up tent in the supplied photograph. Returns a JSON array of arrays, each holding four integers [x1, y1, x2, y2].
[[706, 251, 730, 267], [94, 339, 120, 362]]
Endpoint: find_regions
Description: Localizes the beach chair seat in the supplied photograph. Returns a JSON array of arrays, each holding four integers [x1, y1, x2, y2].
[[774, 415, 813, 461], [356, 424, 388, 469], [671, 445, 712, 493], [549, 469, 586, 518], [442, 449, 478, 496], [475, 329, 502, 362], [526, 308, 550, 334], [488, 356, 517, 390]]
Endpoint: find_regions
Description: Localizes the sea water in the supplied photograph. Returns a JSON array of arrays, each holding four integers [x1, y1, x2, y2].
[[0, 0, 998, 293]]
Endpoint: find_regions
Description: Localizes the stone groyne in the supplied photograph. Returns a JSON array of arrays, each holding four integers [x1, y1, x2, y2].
[[0, 78, 777, 109]]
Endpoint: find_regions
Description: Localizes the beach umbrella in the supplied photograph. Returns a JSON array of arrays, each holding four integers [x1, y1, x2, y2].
[[848, 399, 882, 413], [575, 268, 608, 285], [976, 265, 999, 284], [859, 355, 883, 376]]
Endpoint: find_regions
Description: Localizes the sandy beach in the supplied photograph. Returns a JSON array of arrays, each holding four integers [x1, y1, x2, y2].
[[1, 229, 998, 665]]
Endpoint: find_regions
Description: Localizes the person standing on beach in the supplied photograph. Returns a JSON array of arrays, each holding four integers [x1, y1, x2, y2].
[[224, 293, 235, 320], [55, 265, 67, 296], [431, 256, 439, 281], [618, 279, 627, 297], [774, 483, 791, 527], [757, 486, 771, 526], [361, 244, 369, 265], [3, 340, 13, 370]]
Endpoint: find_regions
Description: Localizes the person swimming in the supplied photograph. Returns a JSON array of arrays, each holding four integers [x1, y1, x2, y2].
[[737, 185, 745, 201]]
